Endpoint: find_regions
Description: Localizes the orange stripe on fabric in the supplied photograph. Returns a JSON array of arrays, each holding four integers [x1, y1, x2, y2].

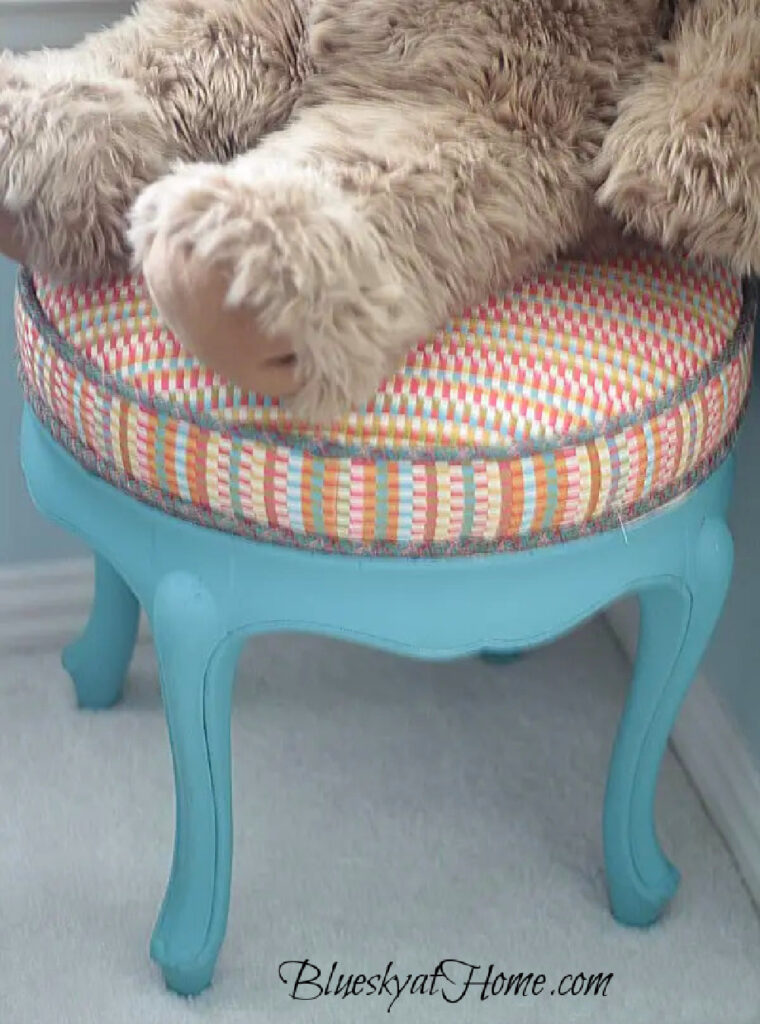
[[143, 413, 159, 492], [362, 462, 377, 543], [164, 419, 179, 497], [263, 449, 278, 529], [78, 379, 94, 454], [673, 407, 685, 479], [700, 383, 714, 458], [322, 461, 340, 539], [386, 462, 400, 542], [553, 452, 569, 530], [716, 371, 727, 446], [189, 429, 209, 509], [508, 462, 524, 537], [652, 412, 664, 493], [496, 462, 511, 539], [531, 458, 548, 534], [586, 442, 602, 520], [301, 456, 315, 537], [631, 429, 648, 505], [184, 428, 198, 506], [119, 405, 133, 480], [425, 464, 438, 542]]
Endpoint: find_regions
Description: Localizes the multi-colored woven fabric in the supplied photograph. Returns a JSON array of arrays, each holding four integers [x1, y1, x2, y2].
[[15, 246, 755, 556]]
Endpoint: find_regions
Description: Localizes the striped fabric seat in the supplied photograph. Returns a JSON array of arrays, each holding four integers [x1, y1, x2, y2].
[[15, 245, 754, 556]]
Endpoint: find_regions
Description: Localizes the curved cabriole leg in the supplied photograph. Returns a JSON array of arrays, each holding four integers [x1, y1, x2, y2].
[[62, 554, 140, 709], [604, 517, 733, 926], [149, 573, 243, 997]]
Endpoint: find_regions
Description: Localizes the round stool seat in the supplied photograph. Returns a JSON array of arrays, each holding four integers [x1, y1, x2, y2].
[[15, 246, 753, 556]]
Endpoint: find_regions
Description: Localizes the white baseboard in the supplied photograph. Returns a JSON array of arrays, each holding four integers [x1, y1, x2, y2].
[[606, 600, 760, 907], [0, 556, 149, 657]]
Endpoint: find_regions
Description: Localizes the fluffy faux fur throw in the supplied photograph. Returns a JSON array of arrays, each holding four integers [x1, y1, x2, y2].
[[0, 0, 758, 418]]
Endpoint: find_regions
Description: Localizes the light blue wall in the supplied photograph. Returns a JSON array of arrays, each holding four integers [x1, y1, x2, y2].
[[0, 2, 132, 562], [0, 2, 131, 53], [1, 4, 760, 765], [0, 256, 85, 562], [704, 326, 760, 763]]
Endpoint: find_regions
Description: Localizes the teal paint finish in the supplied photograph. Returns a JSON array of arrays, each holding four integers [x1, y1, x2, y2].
[[20, 405, 736, 996], [62, 555, 140, 709]]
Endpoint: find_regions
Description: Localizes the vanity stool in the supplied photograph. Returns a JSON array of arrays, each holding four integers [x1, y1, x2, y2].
[[14, 245, 756, 996]]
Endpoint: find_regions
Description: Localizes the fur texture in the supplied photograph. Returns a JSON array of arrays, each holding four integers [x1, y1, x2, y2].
[[0, 0, 757, 418], [597, 0, 760, 273], [0, 0, 310, 280]]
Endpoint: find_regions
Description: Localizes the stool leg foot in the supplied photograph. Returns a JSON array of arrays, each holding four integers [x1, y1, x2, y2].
[[480, 650, 521, 665], [604, 517, 733, 926], [149, 573, 243, 997], [62, 554, 140, 709]]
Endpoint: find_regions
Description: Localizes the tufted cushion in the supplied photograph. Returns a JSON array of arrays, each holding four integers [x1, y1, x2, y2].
[[16, 246, 755, 556]]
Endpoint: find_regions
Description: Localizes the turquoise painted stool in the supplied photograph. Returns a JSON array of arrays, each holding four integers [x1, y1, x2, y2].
[[13, 250, 757, 996]]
